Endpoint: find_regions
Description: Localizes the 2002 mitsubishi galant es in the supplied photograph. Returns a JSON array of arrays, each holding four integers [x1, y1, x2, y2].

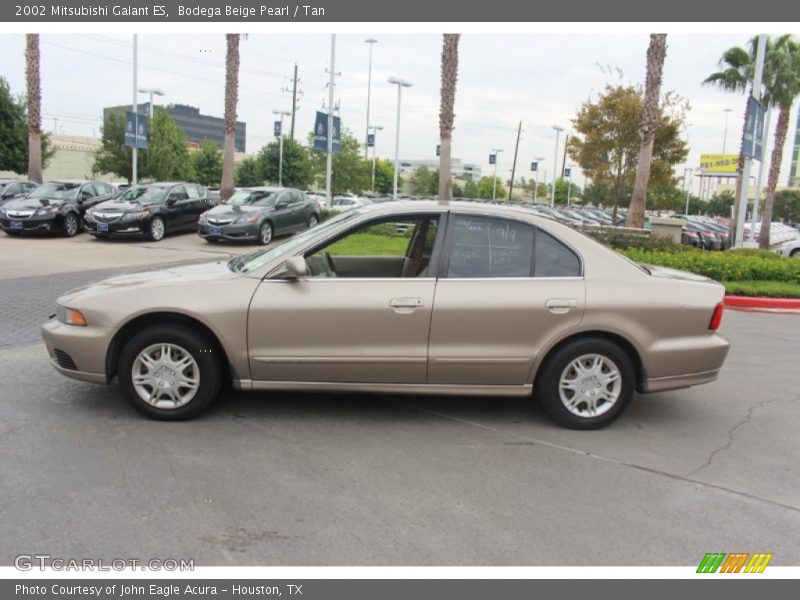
[[42, 202, 730, 429]]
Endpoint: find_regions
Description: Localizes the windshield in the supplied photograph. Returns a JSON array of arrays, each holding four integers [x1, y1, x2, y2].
[[229, 191, 277, 206], [29, 183, 79, 200], [332, 198, 353, 206], [229, 212, 357, 274], [117, 186, 167, 204]]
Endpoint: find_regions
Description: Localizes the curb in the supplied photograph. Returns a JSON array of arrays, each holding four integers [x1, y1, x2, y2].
[[725, 295, 800, 310]]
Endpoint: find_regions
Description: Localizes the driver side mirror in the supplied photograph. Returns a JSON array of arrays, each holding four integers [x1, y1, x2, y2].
[[285, 256, 307, 278]]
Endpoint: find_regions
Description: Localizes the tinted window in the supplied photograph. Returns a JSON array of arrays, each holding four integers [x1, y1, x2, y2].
[[446, 215, 534, 278], [534, 229, 581, 277], [30, 183, 80, 200], [169, 186, 188, 201], [186, 185, 202, 200], [6, 183, 22, 195]]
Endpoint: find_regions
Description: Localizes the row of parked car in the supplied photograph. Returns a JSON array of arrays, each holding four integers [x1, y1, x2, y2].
[[0, 179, 323, 244]]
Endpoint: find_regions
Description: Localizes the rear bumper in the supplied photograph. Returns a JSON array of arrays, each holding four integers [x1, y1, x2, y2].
[[641, 332, 730, 393], [643, 368, 721, 392]]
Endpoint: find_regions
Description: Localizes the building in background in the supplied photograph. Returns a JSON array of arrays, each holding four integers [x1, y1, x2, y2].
[[789, 109, 800, 188], [103, 103, 247, 153]]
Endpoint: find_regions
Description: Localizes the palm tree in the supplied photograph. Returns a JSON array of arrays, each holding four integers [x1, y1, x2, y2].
[[627, 34, 667, 229], [25, 34, 43, 184], [438, 34, 460, 204], [703, 37, 769, 240], [758, 35, 800, 249], [220, 34, 240, 201]]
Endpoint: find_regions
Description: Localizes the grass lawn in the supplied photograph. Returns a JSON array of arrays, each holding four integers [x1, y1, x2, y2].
[[723, 280, 800, 298], [324, 233, 409, 256]]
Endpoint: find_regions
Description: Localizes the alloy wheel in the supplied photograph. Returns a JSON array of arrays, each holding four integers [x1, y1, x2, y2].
[[558, 353, 622, 418], [131, 343, 200, 409]]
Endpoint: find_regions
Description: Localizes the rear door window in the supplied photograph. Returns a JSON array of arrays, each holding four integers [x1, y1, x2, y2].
[[445, 215, 535, 278], [533, 229, 582, 277]]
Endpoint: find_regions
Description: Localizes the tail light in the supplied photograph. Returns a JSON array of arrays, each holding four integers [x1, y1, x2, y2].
[[709, 302, 724, 331]]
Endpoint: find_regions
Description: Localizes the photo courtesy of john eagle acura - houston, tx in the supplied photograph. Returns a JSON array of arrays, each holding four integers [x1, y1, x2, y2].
[[41, 201, 730, 429]]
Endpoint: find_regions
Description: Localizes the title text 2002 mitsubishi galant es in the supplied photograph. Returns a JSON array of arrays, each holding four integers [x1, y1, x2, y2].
[[42, 201, 730, 429]]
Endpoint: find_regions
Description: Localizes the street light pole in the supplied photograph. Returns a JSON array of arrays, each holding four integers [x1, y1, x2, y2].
[[132, 34, 138, 185], [532, 157, 544, 204], [325, 34, 336, 207], [388, 77, 412, 200], [684, 168, 693, 214], [273, 109, 291, 187], [566, 166, 573, 206], [491, 148, 503, 201], [722, 108, 732, 154], [364, 38, 378, 158], [551, 125, 564, 207], [138, 87, 165, 120], [368, 125, 383, 192]]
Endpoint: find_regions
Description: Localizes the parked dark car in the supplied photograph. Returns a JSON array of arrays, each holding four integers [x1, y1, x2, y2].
[[0, 179, 38, 205], [198, 187, 319, 245], [85, 182, 214, 242], [0, 180, 115, 237]]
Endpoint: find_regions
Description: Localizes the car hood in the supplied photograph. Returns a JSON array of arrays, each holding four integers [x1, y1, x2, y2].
[[206, 204, 265, 216], [92, 199, 155, 212], [58, 258, 240, 304], [4, 197, 69, 209]]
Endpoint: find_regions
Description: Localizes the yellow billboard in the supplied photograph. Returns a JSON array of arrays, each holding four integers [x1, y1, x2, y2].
[[698, 154, 739, 174]]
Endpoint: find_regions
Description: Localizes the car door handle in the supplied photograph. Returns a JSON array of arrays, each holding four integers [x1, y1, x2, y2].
[[545, 298, 577, 314], [390, 297, 424, 309]]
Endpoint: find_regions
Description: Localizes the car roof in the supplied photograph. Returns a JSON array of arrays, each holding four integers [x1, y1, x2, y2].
[[351, 199, 569, 226], [239, 186, 285, 193]]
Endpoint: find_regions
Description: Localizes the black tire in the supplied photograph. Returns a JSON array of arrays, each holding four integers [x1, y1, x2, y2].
[[307, 213, 319, 229], [536, 337, 635, 430], [117, 324, 223, 421], [790, 248, 800, 258], [205, 237, 220, 244], [147, 216, 166, 242], [62, 213, 79, 237], [258, 221, 273, 245]]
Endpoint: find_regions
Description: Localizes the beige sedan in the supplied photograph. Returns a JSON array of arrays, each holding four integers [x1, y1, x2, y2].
[[42, 201, 730, 429]]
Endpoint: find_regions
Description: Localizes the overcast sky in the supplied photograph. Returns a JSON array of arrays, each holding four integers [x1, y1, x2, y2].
[[0, 32, 798, 192]]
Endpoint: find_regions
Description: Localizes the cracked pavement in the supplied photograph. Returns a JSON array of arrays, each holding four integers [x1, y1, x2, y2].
[[0, 233, 798, 565]]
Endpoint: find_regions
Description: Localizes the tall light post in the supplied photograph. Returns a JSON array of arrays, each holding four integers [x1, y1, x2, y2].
[[272, 109, 291, 187], [138, 86, 164, 120], [364, 38, 378, 158], [131, 34, 138, 185], [490, 148, 504, 201], [368, 124, 383, 192], [684, 167, 693, 214], [565, 165, 574, 206], [388, 77, 411, 199], [722, 108, 733, 154], [532, 157, 544, 204], [551, 124, 564, 207]]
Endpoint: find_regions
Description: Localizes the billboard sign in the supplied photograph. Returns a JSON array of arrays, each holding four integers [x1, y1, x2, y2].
[[698, 153, 739, 175], [124, 111, 149, 149], [313, 110, 341, 154]]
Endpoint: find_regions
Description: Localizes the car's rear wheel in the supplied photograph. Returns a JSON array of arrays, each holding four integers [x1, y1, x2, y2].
[[536, 338, 634, 430], [258, 221, 273, 245], [63, 213, 79, 237], [118, 324, 222, 420], [148, 216, 165, 241]]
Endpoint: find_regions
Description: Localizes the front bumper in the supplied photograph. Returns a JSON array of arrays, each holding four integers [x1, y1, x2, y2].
[[41, 318, 111, 384], [84, 216, 146, 237], [0, 214, 59, 233], [198, 222, 260, 241]]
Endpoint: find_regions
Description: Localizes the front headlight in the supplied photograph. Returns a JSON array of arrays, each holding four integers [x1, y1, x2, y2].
[[199, 211, 209, 222], [35, 205, 58, 216], [234, 214, 259, 225], [122, 210, 150, 221], [56, 305, 87, 327]]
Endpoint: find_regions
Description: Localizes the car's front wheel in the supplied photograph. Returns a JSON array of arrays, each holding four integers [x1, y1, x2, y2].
[[148, 216, 166, 241], [307, 214, 319, 229], [62, 213, 79, 237], [118, 324, 223, 420], [258, 221, 273, 245], [790, 248, 800, 259], [536, 337, 634, 430]]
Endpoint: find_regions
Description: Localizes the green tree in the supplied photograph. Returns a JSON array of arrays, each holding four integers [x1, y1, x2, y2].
[[371, 158, 395, 194], [581, 180, 616, 207], [568, 84, 688, 222], [0, 76, 54, 174], [258, 137, 312, 188], [308, 129, 370, 194], [773, 189, 800, 224], [758, 35, 800, 249], [144, 109, 193, 182], [476, 176, 506, 199], [191, 140, 222, 187], [707, 190, 736, 217], [410, 165, 439, 196], [93, 110, 135, 182], [235, 157, 262, 187], [647, 184, 685, 212], [553, 178, 582, 205], [462, 177, 478, 198], [628, 33, 668, 228]]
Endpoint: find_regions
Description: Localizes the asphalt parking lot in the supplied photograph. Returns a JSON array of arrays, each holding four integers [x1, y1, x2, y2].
[[0, 231, 799, 566]]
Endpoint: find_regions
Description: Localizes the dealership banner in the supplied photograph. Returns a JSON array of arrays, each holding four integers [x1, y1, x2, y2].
[[2, 0, 798, 21], [698, 153, 739, 175]]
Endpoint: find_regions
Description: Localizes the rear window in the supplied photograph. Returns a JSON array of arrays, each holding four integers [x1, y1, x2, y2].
[[533, 229, 581, 277], [446, 215, 535, 278]]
